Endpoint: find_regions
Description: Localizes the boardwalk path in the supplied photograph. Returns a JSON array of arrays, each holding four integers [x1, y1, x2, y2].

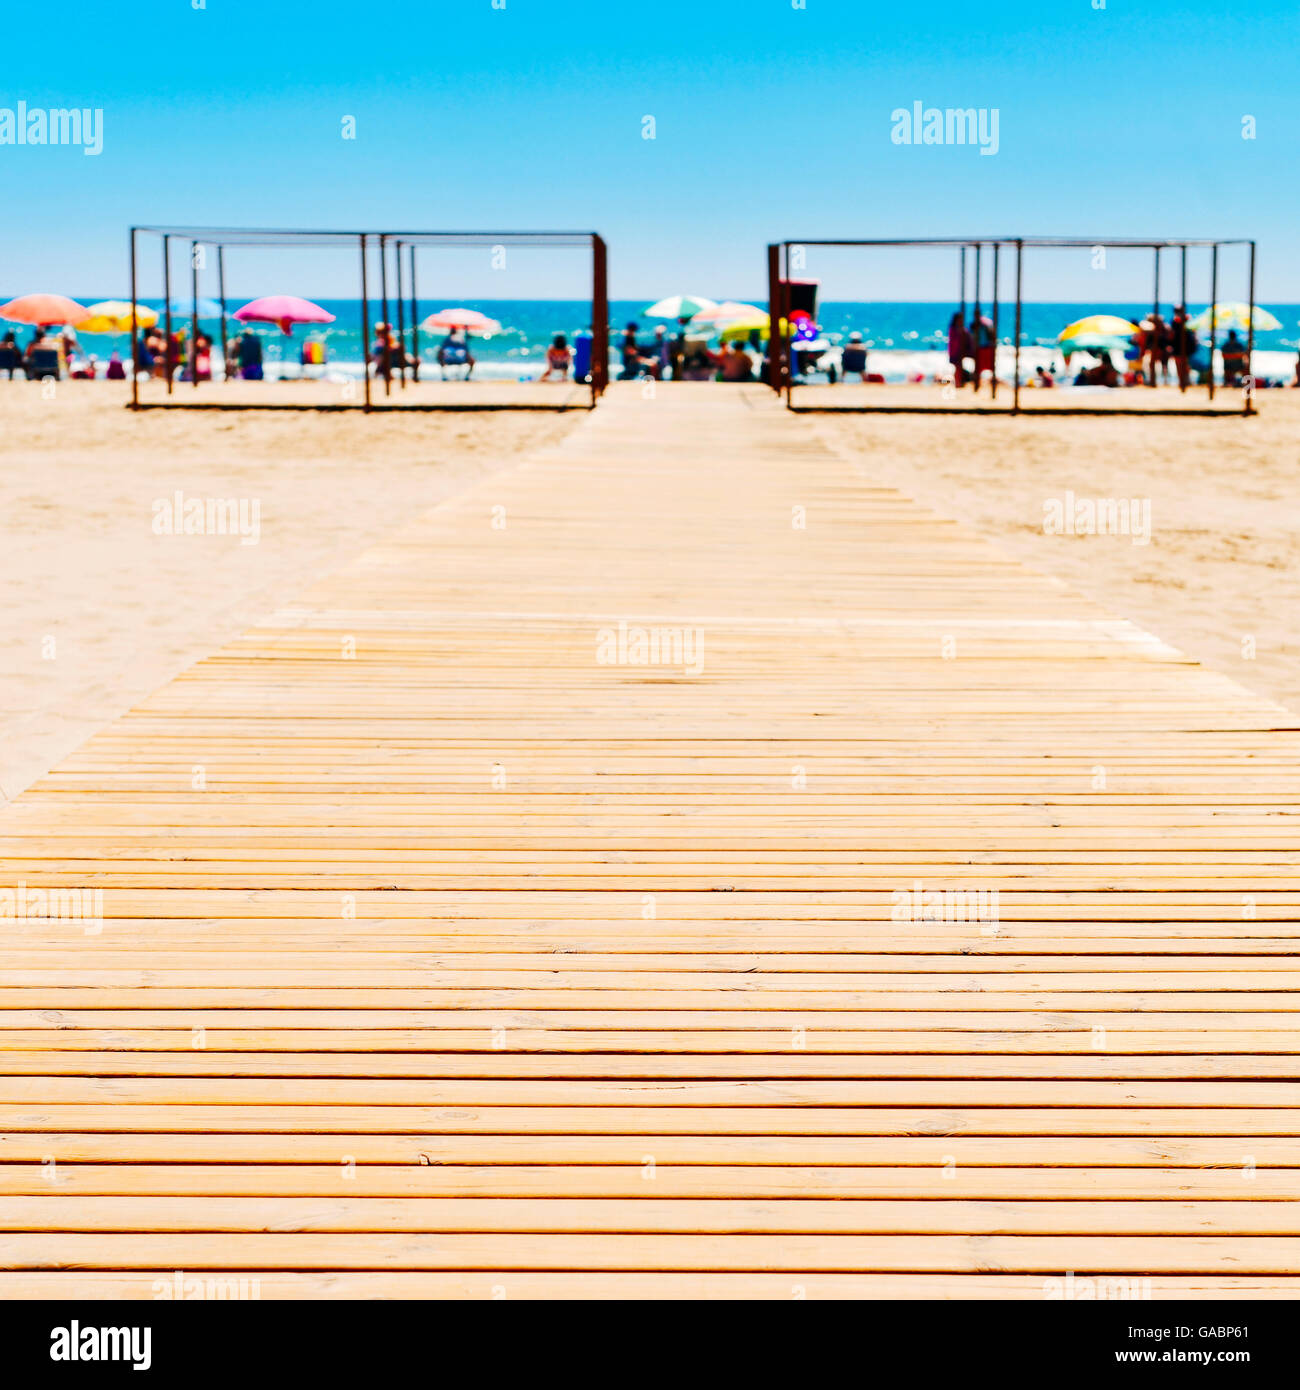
[[2, 384, 1299, 1298]]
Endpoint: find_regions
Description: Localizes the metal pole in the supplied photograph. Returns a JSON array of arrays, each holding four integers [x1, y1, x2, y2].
[[163, 234, 173, 395], [1149, 246, 1160, 387], [359, 233, 371, 412], [395, 239, 406, 389], [190, 241, 200, 389], [973, 243, 982, 395], [591, 235, 609, 403], [767, 243, 783, 396], [218, 246, 228, 385], [1245, 240, 1257, 417], [379, 234, 391, 396], [1208, 244, 1218, 402], [129, 227, 139, 410], [1178, 245, 1187, 393], [990, 243, 1000, 401], [1013, 238, 1023, 414], [784, 246, 794, 408], [409, 244, 419, 383], [959, 246, 966, 320]]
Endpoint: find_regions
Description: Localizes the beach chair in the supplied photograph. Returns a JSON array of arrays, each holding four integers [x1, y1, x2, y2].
[[25, 348, 60, 381], [437, 339, 473, 380]]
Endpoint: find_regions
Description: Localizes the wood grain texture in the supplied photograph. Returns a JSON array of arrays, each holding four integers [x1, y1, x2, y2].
[[2, 383, 1296, 1299]]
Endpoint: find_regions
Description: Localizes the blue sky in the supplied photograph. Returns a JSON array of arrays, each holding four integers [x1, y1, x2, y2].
[[2, 0, 1295, 302]]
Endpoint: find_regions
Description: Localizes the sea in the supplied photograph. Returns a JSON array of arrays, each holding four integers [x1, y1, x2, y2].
[[51, 299, 1300, 385]]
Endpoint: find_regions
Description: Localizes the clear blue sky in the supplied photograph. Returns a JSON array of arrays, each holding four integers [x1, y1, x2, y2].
[[2, 0, 1295, 302]]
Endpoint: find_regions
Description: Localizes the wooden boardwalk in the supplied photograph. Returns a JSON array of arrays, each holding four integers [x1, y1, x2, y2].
[[2, 383, 1299, 1299]]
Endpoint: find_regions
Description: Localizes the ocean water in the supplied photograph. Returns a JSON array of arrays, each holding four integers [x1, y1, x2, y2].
[[51, 298, 1300, 384]]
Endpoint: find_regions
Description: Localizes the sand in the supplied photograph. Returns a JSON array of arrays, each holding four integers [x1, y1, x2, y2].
[[0, 380, 582, 799], [5, 378, 1299, 800], [821, 390, 1300, 717]]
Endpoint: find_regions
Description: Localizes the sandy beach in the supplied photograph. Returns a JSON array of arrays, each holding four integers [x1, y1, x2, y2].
[[0, 380, 581, 799], [7, 381, 1298, 804], [821, 390, 1300, 718]]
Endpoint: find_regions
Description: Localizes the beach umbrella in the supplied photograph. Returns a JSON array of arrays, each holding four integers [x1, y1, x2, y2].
[[707, 312, 805, 342], [421, 308, 502, 335], [81, 301, 159, 333], [1188, 302, 1280, 333], [1058, 314, 1140, 356], [0, 293, 90, 326], [234, 295, 336, 335], [167, 296, 226, 320], [643, 295, 717, 321], [689, 301, 765, 325]]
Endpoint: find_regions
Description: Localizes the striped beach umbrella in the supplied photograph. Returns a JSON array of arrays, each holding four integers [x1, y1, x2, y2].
[[643, 295, 717, 321], [1188, 302, 1280, 333], [1058, 314, 1140, 357]]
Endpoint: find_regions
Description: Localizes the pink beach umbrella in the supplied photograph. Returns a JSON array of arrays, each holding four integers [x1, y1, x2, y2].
[[421, 307, 503, 336], [234, 295, 336, 335]]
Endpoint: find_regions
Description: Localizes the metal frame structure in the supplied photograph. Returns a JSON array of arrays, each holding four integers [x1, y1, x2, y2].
[[128, 226, 609, 411], [768, 237, 1258, 416]]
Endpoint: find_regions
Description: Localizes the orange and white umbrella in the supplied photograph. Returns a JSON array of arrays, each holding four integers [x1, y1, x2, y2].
[[0, 293, 90, 326]]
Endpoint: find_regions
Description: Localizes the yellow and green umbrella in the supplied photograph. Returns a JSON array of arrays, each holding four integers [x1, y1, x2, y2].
[[1188, 302, 1280, 334], [1058, 314, 1140, 357], [81, 300, 159, 334]]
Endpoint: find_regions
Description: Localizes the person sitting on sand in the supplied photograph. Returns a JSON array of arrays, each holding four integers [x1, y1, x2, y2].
[[1221, 330, 1248, 387], [538, 333, 571, 382], [370, 322, 392, 380], [0, 330, 20, 379], [70, 353, 98, 380], [106, 350, 126, 381], [841, 332, 869, 381], [719, 340, 755, 383], [1034, 365, 1055, 388]]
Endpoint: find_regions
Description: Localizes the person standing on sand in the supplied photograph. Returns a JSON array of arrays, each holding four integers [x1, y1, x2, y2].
[[1170, 306, 1192, 389], [1146, 311, 1168, 385], [947, 311, 969, 387], [970, 313, 995, 392], [670, 318, 689, 380]]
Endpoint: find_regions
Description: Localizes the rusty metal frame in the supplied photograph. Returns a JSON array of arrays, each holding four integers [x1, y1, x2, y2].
[[128, 227, 609, 412], [769, 237, 1259, 417]]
